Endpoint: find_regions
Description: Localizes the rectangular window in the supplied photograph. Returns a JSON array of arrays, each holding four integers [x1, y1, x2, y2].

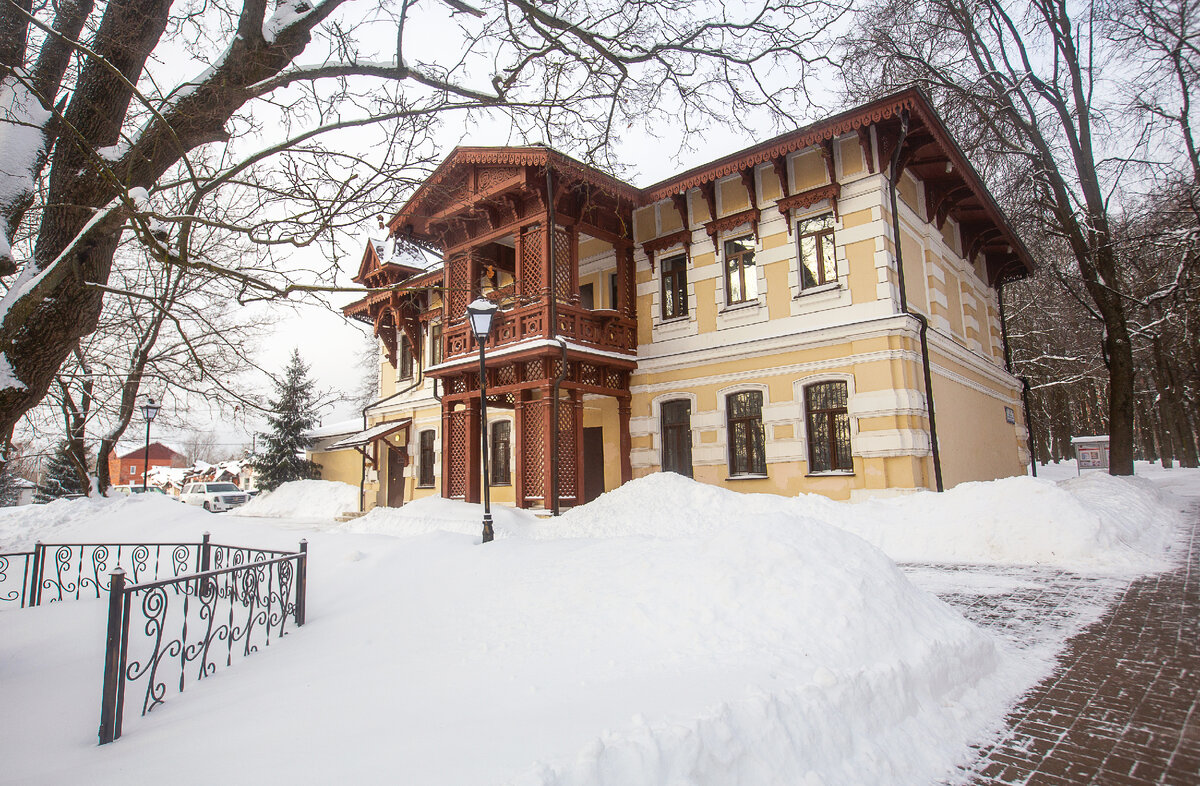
[[727, 391, 767, 476], [797, 213, 837, 290], [609, 272, 619, 310], [723, 235, 758, 305], [660, 254, 688, 320], [579, 282, 595, 310], [491, 421, 511, 485], [130, 465, 136, 474], [806, 381, 853, 472], [660, 400, 693, 478], [418, 430, 436, 487], [398, 337, 413, 380], [429, 323, 443, 366]]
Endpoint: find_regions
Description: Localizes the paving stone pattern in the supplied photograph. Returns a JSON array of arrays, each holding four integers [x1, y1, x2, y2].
[[949, 508, 1200, 785]]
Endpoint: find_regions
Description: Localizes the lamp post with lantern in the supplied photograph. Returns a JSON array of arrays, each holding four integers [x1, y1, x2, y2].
[[140, 397, 160, 492], [466, 298, 499, 543]]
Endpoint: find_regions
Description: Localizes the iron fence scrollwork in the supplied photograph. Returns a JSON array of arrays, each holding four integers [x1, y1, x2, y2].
[[97, 540, 307, 744]]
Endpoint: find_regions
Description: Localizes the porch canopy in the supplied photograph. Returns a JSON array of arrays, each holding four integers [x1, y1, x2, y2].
[[326, 419, 411, 451]]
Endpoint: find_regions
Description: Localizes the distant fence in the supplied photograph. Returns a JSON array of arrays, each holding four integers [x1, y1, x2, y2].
[[0, 534, 296, 608], [0, 534, 307, 745]]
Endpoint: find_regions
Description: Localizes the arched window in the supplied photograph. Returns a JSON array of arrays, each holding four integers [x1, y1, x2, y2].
[[727, 390, 767, 476], [805, 381, 853, 472]]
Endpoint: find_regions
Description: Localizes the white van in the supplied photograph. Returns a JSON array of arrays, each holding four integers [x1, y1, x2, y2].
[[180, 482, 249, 512]]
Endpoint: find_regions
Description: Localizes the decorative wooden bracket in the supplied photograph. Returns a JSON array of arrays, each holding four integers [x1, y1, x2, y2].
[[704, 207, 760, 254], [772, 156, 790, 199], [778, 183, 842, 234], [697, 181, 717, 223], [641, 229, 692, 271], [740, 168, 758, 211], [670, 193, 689, 227], [857, 126, 876, 173], [820, 138, 837, 183]]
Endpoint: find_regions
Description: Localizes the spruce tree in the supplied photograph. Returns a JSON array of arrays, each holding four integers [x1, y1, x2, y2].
[[34, 440, 90, 503], [256, 349, 322, 491]]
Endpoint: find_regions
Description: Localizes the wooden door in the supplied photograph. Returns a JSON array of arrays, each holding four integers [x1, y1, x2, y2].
[[582, 427, 605, 503], [387, 445, 407, 507]]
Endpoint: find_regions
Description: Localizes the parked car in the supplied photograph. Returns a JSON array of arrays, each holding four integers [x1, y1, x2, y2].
[[111, 485, 166, 496], [180, 482, 250, 512]]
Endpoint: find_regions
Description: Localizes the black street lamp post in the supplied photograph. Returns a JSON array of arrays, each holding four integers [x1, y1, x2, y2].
[[140, 397, 160, 492], [467, 298, 499, 543]]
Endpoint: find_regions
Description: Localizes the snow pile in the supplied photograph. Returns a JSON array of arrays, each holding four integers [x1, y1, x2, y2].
[[348, 493, 542, 537], [233, 479, 359, 520], [0, 493, 196, 551], [0, 488, 1014, 786], [833, 474, 1180, 574]]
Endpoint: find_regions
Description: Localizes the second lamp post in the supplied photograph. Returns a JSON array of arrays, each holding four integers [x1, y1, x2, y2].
[[140, 396, 160, 492], [466, 298, 499, 543]]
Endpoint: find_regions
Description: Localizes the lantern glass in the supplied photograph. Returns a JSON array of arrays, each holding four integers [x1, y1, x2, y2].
[[142, 399, 160, 422], [466, 298, 498, 340]]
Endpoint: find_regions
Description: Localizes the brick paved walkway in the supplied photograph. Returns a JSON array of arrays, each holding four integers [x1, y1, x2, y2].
[[951, 506, 1200, 785]]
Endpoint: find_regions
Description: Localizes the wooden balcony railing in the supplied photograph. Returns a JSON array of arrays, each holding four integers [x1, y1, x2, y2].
[[441, 302, 636, 364]]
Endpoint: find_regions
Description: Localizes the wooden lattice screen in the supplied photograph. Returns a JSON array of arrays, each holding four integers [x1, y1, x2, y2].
[[448, 255, 470, 321], [521, 399, 546, 499], [447, 408, 468, 498], [553, 227, 572, 302], [520, 225, 543, 301], [557, 400, 578, 500]]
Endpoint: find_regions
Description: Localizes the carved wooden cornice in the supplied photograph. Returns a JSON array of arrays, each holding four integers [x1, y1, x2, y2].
[[641, 229, 691, 271], [777, 183, 841, 231], [704, 207, 760, 238], [643, 97, 913, 202]]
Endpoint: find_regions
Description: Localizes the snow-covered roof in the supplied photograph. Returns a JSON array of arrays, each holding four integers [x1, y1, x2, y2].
[[306, 418, 363, 439], [326, 419, 410, 450]]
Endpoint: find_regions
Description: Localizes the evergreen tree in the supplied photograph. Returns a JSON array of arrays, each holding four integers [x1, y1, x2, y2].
[[34, 440, 90, 503], [256, 350, 322, 491]]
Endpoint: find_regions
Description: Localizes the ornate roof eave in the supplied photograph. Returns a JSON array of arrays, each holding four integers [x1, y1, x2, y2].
[[388, 146, 641, 235], [641, 88, 1034, 280]]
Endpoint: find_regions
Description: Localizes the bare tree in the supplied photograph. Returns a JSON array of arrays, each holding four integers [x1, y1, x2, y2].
[[0, 0, 845, 449], [839, 0, 1163, 474]]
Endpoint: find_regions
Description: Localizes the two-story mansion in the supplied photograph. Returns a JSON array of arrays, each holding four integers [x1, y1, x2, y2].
[[320, 89, 1034, 513]]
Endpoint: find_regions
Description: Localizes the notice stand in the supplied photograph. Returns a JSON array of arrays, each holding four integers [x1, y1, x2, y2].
[[1071, 435, 1110, 475]]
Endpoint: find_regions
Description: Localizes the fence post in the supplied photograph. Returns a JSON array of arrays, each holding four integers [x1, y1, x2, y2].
[[295, 540, 307, 627], [200, 531, 211, 572], [98, 569, 127, 745], [29, 541, 43, 607]]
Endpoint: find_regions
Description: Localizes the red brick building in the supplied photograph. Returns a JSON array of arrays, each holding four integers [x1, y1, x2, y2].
[[109, 442, 188, 487]]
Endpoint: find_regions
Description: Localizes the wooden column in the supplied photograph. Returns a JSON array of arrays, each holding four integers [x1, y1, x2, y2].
[[618, 397, 633, 484], [464, 397, 481, 504], [514, 390, 527, 508]]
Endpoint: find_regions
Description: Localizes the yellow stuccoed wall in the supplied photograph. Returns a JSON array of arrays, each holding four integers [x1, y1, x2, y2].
[[312, 447, 363, 488]]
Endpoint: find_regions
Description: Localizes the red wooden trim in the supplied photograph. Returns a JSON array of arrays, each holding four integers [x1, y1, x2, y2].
[[778, 183, 842, 233]]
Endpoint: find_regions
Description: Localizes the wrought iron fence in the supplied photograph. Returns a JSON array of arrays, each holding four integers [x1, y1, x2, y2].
[[0, 534, 296, 608], [0, 550, 34, 607], [98, 541, 307, 744], [0, 534, 308, 744]]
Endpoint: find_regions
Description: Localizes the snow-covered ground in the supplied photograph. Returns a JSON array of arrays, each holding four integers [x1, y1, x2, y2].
[[0, 466, 1195, 785]]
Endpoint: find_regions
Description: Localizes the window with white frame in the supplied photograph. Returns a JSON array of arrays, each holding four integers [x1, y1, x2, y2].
[[723, 235, 758, 305], [797, 213, 836, 290], [660, 253, 688, 320], [805, 381, 853, 472], [726, 390, 767, 476]]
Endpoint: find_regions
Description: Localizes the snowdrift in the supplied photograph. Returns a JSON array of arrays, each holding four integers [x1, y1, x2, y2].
[[233, 479, 359, 520]]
